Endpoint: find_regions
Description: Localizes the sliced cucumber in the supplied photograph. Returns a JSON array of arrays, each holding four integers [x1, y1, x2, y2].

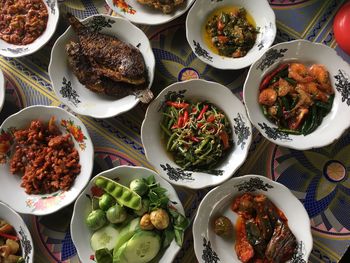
[[91, 224, 120, 251], [113, 218, 140, 252], [113, 242, 128, 263], [123, 231, 161, 263]]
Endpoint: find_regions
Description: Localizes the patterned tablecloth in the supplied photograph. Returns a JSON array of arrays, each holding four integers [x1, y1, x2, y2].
[[0, 0, 350, 262]]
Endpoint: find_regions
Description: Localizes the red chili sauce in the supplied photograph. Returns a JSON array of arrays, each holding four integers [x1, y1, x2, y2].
[[0, 0, 48, 45]]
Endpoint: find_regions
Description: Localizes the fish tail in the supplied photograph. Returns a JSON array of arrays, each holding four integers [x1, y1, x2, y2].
[[66, 13, 86, 33], [134, 89, 154, 104]]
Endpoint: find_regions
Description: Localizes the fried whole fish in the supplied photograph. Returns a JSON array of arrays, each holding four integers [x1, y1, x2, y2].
[[137, 0, 186, 14], [65, 13, 153, 103]]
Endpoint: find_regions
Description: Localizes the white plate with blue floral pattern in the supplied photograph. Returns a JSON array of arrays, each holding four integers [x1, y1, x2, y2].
[[49, 14, 155, 118], [0, 0, 59, 58], [193, 175, 312, 262], [0, 69, 4, 112], [0, 202, 34, 263], [186, 0, 276, 70], [243, 40, 350, 150], [141, 79, 252, 189], [105, 0, 195, 25]]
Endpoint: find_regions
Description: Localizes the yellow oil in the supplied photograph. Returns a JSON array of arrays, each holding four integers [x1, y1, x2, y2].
[[203, 6, 257, 55]]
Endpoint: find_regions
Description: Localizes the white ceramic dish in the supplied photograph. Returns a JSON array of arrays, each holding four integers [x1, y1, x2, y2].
[[193, 175, 312, 262], [0, 0, 59, 58], [0, 69, 4, 112], [186, 0, 276, 70], [0, 202, 34, 263], [0, 106, 94, 215], [49, 14, 155, 118], [71, 165, 185, 262], [105, 0, 195, 25], [243, 40, 350, 150], [141, 79, 252, 189]]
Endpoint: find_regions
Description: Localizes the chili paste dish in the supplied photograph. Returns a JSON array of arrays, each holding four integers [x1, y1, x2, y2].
[[193, 175, 312, 263], [186, 0, 276, 69], [71, 165, 188, 263], [0, 106, 93, 215], [244, 40, 350, 150], [0, 0, 59, 58], [141, 79, 252, 189]]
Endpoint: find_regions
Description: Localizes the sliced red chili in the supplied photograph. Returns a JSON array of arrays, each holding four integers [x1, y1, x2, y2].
[[207, 115, 215, 123], [197, 105, 209, 120], [259, 63, 289, 90], [0, 232, 19, 241], [219, 131, 230, 150], [183, 110, 189, 124], [166, 101, 189, 108], [177, 114, 184, 128], [217, 20, 225, 30], [190, 136, 200, 143]]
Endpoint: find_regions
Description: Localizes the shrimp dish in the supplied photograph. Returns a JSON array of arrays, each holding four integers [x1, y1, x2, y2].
[[258, 63, 334, 135], [0, 219, 24, 262]]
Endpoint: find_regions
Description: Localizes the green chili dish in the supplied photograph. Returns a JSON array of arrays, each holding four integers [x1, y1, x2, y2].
[[160, 97, 233, 170], [204, 7, 258, 58]]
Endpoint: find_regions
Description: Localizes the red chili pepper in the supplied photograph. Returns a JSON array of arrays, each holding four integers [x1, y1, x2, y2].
[[197, 105, 209, 120], [90, 255, 95, 260], [177, 114, 184, 128], [217, 36, 229, 44], [166, 101, 189, 108], [217, 20, 225, 30], [219, 131, 230, 150], [183, 110, 189, 124], [197, 123, 203, 128], [192, 107, 197, 113], [190, 136, 200, 143], [0, 232, 19, 241], [207, 115, 215, 123], [259, 63, 289, 90]]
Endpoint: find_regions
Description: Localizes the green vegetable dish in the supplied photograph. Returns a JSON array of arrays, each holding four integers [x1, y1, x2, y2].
[[86, 175, 189, 263], [160, 95, 233, 171], [204, 7, 258, 58]]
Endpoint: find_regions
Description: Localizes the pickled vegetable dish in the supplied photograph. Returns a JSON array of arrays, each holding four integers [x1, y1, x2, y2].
[[85, 175, 189, 263], [161, 97, 232, 170], [231, 193, 297, 263], [204, 7, 258, 58], [0, 219, 24, 263], [259, 63, 334, 135]]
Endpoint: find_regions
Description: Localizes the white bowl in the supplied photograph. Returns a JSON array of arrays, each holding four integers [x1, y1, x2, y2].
[[0, 0, 59, 58], [0, 69, 4, 112], [49, 14, 155, 118], [0, 106, 94, 215], [71, 165, 185, 262], [186, 0, 276, 70], [193, 175, 312, 262], [0, 202, 34, 263], [243, 40, 350, 150], [105, 0, 195, 25], [141, 79, 252, 189]]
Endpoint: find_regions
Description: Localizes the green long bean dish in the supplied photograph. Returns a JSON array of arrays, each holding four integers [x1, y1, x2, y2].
[[161, 97, 232, 170]]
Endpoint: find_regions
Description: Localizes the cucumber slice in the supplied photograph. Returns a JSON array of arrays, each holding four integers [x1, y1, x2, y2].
[[90, 224, 120, 251], [123, 231, 161, 263], [114, 218, 140, 252]]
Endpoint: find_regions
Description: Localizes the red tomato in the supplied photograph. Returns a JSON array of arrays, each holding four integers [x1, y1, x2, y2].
[[333, 1, 350, 55]]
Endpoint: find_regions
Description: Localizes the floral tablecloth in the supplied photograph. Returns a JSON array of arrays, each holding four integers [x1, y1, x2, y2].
[[0, 0, 349, 262]]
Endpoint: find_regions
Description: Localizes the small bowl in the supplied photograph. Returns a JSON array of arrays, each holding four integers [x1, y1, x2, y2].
[[105, 0, 196, 25], [0, 106, 94, 215], [71, 165, 185, 262], [0, 202, 34, 263], [0, 0, 59, 58], [243, 40, 350, 150], [49, 14, 155, 118], [141, 79, 252, 189], [193, 175, 312, 262], [186, 0, 276, 70], [0, 69, 4, 112]]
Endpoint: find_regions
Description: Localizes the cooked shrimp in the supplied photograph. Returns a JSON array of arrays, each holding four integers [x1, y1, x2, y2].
[[288, 63, 314, 83], [298, 82, 328, 102], [258, 88, 277, 106], [293, 85, 313, 110], [277, 78, 293, 96], [289, 107, 309, 130], [308, 64, 334, 94]]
